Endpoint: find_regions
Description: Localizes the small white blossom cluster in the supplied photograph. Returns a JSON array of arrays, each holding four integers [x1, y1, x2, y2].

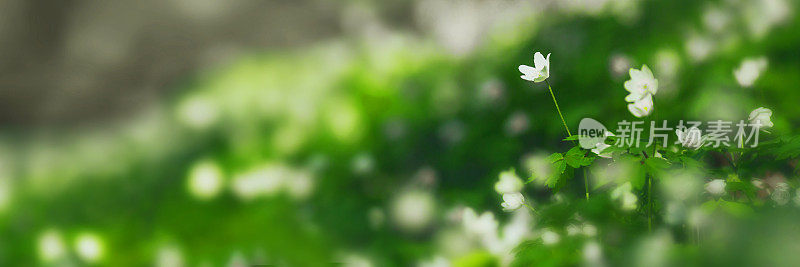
[[460, 207, 533, 265], [734, 57, 768, 87], [624, 65, 658, 118], [230, 162, 315, 201], [705, 179, 726, 196], [494, 170, 527, 212], [38, 229, 105, 264]]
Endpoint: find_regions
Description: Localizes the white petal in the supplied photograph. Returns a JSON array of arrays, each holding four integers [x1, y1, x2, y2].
[[641, 65, 654, 79], [624, 80, 643, 93], [545, 53, 551, 69], [624, 91, 644, 102], [519, 65, 536, 75], [627, 94, 653, 118], [629, 68, 644, 81], [533, 52, 547, 70]]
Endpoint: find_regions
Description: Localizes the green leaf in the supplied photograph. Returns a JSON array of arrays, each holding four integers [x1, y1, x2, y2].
[[547, 165, 573, 192], [630, 169, 646, 190], [564, 147, 586, 168], [562, 135, 580, 141], [547, 152, 564, 163], [580, 156, 595, 166], [645, 157, 670, 175]]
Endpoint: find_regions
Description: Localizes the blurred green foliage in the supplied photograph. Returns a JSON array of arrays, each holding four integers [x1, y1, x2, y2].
[[2, 0, 800, 266]]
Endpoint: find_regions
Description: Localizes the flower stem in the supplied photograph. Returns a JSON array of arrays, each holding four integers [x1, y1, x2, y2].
[[648, 174, 652, 232], [545, 80, 572, 137], [583, 168, 589, 200], [523, 203, 539, 215], [544, 80, 586, 200]]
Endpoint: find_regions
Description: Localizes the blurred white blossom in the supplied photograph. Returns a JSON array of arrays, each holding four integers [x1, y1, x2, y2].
[[462, 208, 499, 239], [523, 152, 553, 187], [541, 229, 560, 245], [611, 182, 638, 211], [609, 54, 632, 78], [418, 255, 450, 267], [391, 190, 436, 232], [352, 153, 375, 175], [494, 170, 524, 194], [187, 160, 224, 200], [749, 107, 774, 129], [772, 182, 790, 205], [734, 57, 768, 87], [583, 241, 604, 267], [705, 179, 726, 196], [156, 244, 184, 267], [703, 6, 730, 33], [505, 111, 530, 136], [685, 33, 713, 62], [676, 127, 704, 150], [500, 192, 525, 212], [75, 232, 104, 263], [743, 0, 792, 39], [38, 229, 66, 262], [591, 143, 612, 159]]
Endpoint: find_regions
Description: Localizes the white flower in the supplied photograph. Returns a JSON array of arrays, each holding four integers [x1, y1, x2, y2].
[[500, 192, 525, 212], [772, 182, 790, 205], [705, 179, 726, 196], [187, 160, 224, 201], [74, 232, 104, 263], [582, 223, 598, 237], [627, 94, 653, 118], [391, 190, 436, 232], [676, 127, 704, 149], [752, 179, 765, 189], [540, 230, 560, 245], [418, 256, 449, 267], [494, 170, 524, 194], [462, 208, 498, 238], [519, 52, 551, 83], [566, 224, 581, 236], [734, 57, 768, 87], [749, 107, 774, 129], [624, 65, 659, 100], [591, 142, 612, 159], [624, 65, 658, 117], [611, 182, 638, 211], [38, 229, 66, 262], [155, 244, 184, 267], [583, 241, 603, 265], [685, 34, 713, 62]]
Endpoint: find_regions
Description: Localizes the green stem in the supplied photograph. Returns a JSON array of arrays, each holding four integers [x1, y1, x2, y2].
[[545, 80, 572, 137], [583, 168, 589, 200], [523, 203, 539, 215], [648, 174, 652, 232], [544, 80, 587, 200]]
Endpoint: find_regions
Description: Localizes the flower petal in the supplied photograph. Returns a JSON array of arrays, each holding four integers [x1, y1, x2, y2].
[[533, 52, 546, 70], [519, 65, 536, 75]]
